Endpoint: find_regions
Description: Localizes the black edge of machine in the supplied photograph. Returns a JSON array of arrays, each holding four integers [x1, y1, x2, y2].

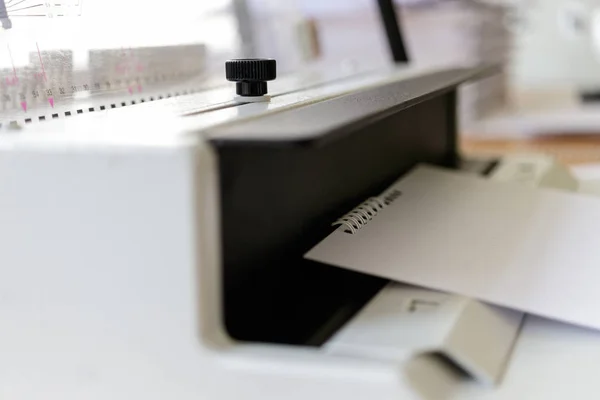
[[206, 67, 494, 346]]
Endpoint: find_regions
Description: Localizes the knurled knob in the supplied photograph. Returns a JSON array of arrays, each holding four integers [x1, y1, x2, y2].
[[225, 59, 277, 97]]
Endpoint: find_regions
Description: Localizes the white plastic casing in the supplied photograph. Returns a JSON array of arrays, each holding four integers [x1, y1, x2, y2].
[[3, 66, 600, 400]]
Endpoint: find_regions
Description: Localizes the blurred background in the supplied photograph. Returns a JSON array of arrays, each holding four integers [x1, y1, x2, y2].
[[5, 0, 600, 166]]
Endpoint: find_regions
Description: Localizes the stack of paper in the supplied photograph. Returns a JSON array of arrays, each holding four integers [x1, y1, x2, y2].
[[401, 2, 511, 127]]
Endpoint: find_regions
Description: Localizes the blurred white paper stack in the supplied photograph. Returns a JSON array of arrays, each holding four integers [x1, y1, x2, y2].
[[401, 1, 511, 131], [246, 0, 512, 128]]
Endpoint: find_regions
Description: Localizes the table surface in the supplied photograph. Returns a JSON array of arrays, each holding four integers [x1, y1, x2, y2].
[[461, 135, 600, 165]]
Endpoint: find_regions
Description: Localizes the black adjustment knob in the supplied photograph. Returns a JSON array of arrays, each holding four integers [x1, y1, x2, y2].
[[225, 59, 277, 97]]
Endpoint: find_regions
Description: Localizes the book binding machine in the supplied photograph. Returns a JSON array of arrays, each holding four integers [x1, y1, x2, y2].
[[0, 62, 585, 399]]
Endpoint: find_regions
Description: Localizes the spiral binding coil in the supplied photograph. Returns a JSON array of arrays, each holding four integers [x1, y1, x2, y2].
[[332, 197, 386, 234]]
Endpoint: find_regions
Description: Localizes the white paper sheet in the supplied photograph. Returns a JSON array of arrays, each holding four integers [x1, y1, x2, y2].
[[306, 165, 600, 330]]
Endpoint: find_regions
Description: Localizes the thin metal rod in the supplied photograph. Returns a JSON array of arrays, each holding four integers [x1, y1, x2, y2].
[[376, 0, 409, 63], [6, 0, 27, 9], [9, 4, 43, 12]]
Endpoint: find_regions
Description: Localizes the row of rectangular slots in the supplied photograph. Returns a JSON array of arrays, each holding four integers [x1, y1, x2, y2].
[[19, 90, 194, 124]]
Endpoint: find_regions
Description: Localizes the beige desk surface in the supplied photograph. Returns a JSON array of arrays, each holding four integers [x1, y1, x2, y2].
[[462, 135, 600, 165]]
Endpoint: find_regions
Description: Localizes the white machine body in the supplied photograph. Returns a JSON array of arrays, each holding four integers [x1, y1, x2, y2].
[[1, 65, 599, 400]]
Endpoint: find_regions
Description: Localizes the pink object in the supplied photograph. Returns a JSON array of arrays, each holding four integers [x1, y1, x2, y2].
[[48, 97, 54, 108], [127, 86, 133, 95], [20, 101, 27, 112], [7, 44, 18, 85], [35, 42, 47, 82], [5, 76, 18, 86]]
